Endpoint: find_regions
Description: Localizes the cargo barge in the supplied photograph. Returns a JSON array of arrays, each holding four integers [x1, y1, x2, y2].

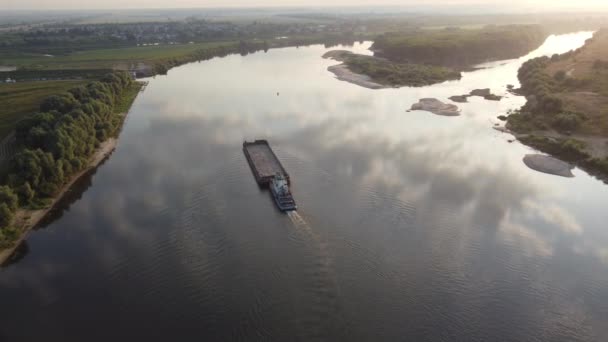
[[243, 140, 297, 212]]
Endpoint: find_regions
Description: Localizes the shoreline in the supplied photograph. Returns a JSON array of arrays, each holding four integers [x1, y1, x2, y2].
[[496, 125, 608, 182], [0, 137, 119, 265], [327, 64, 388, 90], [323, 50, 389, 90]]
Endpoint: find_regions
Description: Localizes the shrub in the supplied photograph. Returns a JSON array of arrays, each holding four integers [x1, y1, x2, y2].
[[554, 70, 567, 81], [560, 139, 590, 160], [7, 71, 134, 203], [16, 183, 35, 206], [540, 95, 563, 113], [0, 203, 14, 230], [0, 186, 19, 212], [553, 112, 584, 132]]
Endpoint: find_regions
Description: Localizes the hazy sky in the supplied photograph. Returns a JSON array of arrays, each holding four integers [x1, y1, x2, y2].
[[3, 0, 608, 11]]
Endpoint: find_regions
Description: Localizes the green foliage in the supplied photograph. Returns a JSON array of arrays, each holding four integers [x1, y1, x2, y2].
[[0, 225, 19, 248], [16, 182, 34, 206], [0, 185, 17, 231], [8, 71, 134, 202], [539, 95, 563, 113], [506, 112, 548, 132], [343, 53, 461, 87], [0, 71, 137, 245], [0, 185, 18, 212], [521, 135, 590, 162], [0, 203, 14, 230], [372, 25, 547, 67], [0, 80, 87, 140], [585, 158, 608, 175], [553, 112, 586, 132], [554, 70, 567, 81], [40, 93, 80, 113]]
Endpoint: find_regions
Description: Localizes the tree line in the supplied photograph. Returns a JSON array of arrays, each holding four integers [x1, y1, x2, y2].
[[0, 72, 134, 246], [372, 25, 547, 68], [517, 49, 592, 132]]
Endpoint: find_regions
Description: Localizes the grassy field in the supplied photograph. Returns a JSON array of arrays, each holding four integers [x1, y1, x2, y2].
[[0, 80, 87, 139], [0, 41, 237, 70]]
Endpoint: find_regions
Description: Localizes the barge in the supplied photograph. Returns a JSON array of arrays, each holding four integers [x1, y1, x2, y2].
[[243, 140, 297, 212]]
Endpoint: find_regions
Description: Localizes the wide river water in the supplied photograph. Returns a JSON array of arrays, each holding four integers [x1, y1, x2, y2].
[[2, 31, 608, 341]]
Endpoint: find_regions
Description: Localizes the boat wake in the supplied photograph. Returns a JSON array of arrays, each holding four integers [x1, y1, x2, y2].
[[287, 211, 309, 229], [285, 211, 349, 340]]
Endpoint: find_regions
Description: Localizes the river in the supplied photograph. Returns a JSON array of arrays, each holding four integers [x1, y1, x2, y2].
[[1, 31, 607, 341]]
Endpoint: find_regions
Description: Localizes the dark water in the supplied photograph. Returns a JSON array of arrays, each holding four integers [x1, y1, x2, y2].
[[2, 32, 608, 341]]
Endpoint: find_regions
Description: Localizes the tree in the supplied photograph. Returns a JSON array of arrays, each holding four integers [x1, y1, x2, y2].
[[554, 70, 567, 82], [0, 186, 19, 212], [40, 93, 79, 114], [553, 112, 584, 132], [0, 203, 13, 230], [16, 182, 35, 206], [540, 95, 563, 114], [7, 71, 133, 203]]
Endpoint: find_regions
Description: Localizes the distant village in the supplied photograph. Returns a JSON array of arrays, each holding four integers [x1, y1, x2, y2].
[[0, 19, 369, 49], [0, 18, 370, 82]]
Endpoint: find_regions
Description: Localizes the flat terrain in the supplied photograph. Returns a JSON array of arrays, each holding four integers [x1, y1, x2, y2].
[[0, 80, 87, 139], [0, 41, 236, 70]]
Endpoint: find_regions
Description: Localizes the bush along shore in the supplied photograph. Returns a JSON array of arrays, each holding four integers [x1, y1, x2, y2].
[[506, 30, 608, 182], [0, 71, 142, 258], [146, 35, 362, 77], [323, 25, 547, 89], [372, 25, 547, 68], [323, 50, 461, 88]]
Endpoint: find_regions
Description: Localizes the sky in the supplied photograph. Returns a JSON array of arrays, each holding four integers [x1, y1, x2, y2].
[[3, 0, 608, 11]]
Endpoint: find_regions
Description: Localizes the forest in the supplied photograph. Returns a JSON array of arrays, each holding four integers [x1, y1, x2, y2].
[[372, 25, 548, 68], [342, 52, 461, 87], [507, 30, 608, 179], [0, 71, 137, 247]]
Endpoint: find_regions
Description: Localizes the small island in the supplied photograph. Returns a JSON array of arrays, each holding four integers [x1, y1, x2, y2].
[[323, 50, 461, 88], [410, 98, 460, 116], [506, 29, 608, 181], [324, 24, 548, 89], [372, 25, 547, 67], [449, 88, 503, 103], [523, 154, 575, 177]]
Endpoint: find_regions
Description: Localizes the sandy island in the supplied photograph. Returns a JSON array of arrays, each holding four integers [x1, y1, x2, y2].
[[523, 154, 575, 178], [449, 88, 503, 103], [411, 98, 460, 116], [323, 50, 390, 90], [0, 136, 119, 265], [326, 64, 388, 89]]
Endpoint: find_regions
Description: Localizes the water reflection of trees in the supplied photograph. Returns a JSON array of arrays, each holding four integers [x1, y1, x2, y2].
[[1, 155, 110, 268], [35, 163, 101, 230], [1, 240, 28, 268]]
